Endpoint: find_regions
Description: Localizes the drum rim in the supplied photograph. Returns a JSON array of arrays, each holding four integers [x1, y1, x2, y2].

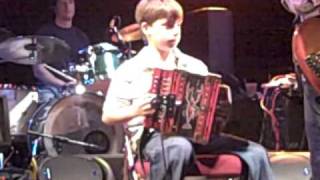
[[38, 155, 105, 180]]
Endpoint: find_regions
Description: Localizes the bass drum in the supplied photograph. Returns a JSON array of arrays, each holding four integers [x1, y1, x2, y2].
[[30, 93, 124, 157], [38, 155, 116, 180]]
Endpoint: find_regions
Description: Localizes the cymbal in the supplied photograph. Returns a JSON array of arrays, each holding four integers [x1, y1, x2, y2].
[[0, 35, 71, 65], [111, 23, 142, 43]]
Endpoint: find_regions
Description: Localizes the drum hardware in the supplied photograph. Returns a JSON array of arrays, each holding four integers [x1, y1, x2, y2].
[[0, 134, 32, 171], [78, 42, 121, 73], [110, 23, 142, 43], [109, 16, 125, 44], [108, 16, 140, 60], [28, 130, 105, 152], [0, 167, 32, 180], [0, 35, 71, 66], [44, 64, 77, 83], [91, 46, 121, 55], [83, 44, 121, 78], [38, 155, 115, 180], [76, 42, 122, 95], [1, 96, 31, 173], [109, 16, 142, 44]]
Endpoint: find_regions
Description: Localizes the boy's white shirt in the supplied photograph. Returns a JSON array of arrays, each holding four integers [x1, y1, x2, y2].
[[103, 45, 208, 149]]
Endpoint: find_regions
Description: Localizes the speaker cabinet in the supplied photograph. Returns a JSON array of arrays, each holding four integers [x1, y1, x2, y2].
[[181, 8, 234, 75], [269, 151, 312, 180]]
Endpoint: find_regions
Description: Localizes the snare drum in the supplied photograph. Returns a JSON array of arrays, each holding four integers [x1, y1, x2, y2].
[[29, 93, 124, 157]]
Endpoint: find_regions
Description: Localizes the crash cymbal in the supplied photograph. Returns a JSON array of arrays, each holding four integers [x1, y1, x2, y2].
[[111, 23, 142, 43], [0, 35, 71, 65]]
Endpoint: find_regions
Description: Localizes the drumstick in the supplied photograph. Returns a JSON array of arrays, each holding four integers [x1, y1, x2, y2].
[[43, 64, 77, 82]]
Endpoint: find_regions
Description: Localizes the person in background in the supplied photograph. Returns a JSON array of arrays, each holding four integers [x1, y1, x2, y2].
[[33, 0, 89, 104], [281, 0, 320, 179]]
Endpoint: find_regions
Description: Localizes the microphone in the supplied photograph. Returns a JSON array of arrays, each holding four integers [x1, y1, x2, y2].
[[109, 16, 119, 29]]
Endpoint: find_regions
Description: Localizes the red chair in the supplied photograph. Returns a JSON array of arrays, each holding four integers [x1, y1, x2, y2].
[[132, 153, 244, 179], [126, 85, 245, 179]]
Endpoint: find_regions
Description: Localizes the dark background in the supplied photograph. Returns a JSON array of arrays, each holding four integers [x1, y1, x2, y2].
[[0, 0, 295, 84]]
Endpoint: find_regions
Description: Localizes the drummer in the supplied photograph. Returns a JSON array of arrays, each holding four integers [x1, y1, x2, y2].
[[33, 0, 89, 104]]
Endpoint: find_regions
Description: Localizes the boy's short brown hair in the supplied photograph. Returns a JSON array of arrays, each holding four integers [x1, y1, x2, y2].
[[135, 0, 184, 25]]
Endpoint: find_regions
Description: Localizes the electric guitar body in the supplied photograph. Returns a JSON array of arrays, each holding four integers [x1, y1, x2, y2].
[[292, 16, 320, 93]]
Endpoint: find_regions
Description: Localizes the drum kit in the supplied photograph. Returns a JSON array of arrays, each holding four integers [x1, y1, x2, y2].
[[0, 23, 142, 179]]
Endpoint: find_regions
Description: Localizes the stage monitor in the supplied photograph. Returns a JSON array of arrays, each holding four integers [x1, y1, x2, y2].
[[0, 96, 11, 147]]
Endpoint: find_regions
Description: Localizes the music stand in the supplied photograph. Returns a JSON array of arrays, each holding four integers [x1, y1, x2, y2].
[[0, 96, 11, 149]]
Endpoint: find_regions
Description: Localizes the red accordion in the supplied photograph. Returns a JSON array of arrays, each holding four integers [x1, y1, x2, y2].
[[145, 68, 222, 144]]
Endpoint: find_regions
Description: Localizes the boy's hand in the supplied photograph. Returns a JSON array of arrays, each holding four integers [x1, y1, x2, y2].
[[131, 94, 156, 116]]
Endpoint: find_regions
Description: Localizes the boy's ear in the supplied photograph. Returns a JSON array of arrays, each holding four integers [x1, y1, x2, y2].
[[140, 22, 149, 36]]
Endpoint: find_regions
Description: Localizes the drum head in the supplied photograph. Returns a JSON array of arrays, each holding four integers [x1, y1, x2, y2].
[[38, 156, 104, 180], [43, 93, 124, 156]]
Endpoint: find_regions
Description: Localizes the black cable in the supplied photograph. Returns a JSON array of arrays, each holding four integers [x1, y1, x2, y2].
[[159, 133, 168, 179], [161, 55, 181, 179], [157, 69, 169, 178]]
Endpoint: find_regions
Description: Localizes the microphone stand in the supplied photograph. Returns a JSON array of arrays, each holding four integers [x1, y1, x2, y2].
[[109, 16, 134, 61], [27, 130, 104, 151]]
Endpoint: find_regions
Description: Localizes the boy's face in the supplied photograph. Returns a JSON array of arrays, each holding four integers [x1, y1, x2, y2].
[[143, 17, 182, 53]]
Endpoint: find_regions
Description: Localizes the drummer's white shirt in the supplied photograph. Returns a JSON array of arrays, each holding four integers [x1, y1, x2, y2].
[[102, 46, 208, 141]]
